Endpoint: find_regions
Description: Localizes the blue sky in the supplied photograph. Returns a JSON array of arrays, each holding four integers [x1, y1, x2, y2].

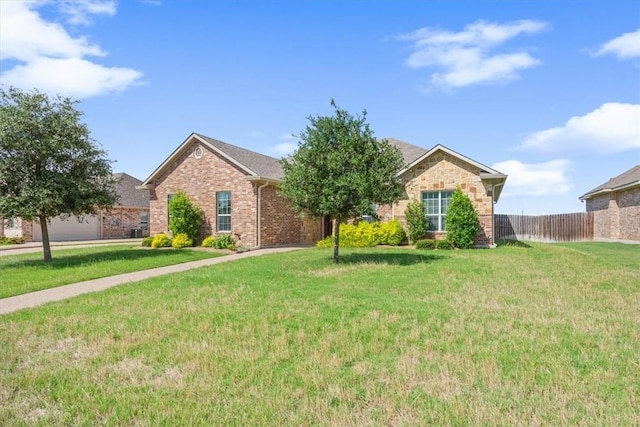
[[1, 0, 639, 214]]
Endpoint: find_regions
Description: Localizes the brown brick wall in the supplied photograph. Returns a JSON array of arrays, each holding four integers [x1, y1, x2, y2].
[[148, 142, 259, 246], [102, 207, 150, 239], [619, 188, 640, 241], [147, 141, 322, 248], [381, 151, 495, 246], [587, 188, 640, 241], [260, 185, 321, 246]]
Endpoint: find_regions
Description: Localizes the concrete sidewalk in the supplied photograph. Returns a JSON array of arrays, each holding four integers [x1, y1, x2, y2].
[[0, 246, 304, 315]]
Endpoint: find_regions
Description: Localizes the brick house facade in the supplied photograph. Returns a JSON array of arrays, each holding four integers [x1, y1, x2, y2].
[[377, 139, 507, 247], [579, 165, 640, 241], [2, 172, 150, 242], [140, 134, 507, 248], [138, 133, 323, 248]]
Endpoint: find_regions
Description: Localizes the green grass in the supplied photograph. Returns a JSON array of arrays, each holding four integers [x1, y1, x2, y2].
[[1, 242, 639, 425], [0, 246, 226, 298]]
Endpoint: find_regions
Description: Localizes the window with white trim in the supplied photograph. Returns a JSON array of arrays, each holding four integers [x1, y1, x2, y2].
[[217, 191, 231, 232], [421, 191, 453, 231]]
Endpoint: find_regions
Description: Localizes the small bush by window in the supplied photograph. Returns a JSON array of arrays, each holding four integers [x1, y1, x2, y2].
[[415, 239, 436, 250], [201, 234, 236, 250]]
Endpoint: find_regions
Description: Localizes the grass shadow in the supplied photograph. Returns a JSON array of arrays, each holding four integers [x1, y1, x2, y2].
[[496, 239, 532, 248], [336, 251, 444, 266], [1, 248, 217, 269]]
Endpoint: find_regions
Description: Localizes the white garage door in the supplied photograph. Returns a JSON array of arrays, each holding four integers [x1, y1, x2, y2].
[[33, 215, 100, 242]]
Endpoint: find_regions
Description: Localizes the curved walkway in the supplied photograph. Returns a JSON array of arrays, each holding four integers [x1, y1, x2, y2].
[[0, 246, 304, 315]]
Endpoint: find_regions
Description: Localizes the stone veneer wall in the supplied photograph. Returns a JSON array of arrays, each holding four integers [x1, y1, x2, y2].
[[102, 207, 150, 239], [586, 188, 640, 241], [381, 151, 495, 246]]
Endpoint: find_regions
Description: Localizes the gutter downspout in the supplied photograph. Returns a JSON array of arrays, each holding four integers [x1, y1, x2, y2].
[[491, 182, 505, 247], [257, 182, 269, 248]]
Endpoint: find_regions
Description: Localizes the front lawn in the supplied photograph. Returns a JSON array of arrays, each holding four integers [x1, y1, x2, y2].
[[0, 245, 226, 299], [1, 242, 638, 425]]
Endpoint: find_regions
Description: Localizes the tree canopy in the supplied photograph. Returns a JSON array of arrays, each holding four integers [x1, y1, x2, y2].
[[0, 86, 117, 262], [280, 100, 405, 263]]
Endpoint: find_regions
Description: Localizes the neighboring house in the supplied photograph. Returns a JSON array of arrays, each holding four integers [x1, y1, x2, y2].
[[139, 133, 507, 248], [3, 172, 150, 242], [579, 164, 640, 241]]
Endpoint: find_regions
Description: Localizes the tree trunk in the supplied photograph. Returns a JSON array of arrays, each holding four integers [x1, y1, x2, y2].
[[40, 216, 52, 262], [0, 216, 4, 238], [333, 219, 340, 264]]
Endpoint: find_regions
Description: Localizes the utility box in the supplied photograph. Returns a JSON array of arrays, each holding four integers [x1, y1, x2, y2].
[[130, 229, 143, 238]]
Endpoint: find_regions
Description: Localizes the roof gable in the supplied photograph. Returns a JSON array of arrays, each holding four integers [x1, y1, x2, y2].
[[113, 172, 149, 208], [398, 143, 506, 178], [140, 133, 284, 187], [580, 164, 640, 200]]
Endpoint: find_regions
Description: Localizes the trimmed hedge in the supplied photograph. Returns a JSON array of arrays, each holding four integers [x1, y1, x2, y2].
[[316, 220, 406, 248]]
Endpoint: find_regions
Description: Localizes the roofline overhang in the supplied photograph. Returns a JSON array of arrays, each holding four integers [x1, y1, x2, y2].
[[244, 176, 282, 185], [397, 144, 505, 178], [136, 184, 154, 191], [579, 180, 640, 200]]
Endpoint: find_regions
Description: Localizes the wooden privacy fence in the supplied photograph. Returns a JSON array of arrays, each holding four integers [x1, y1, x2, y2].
[[495, 212, 594, 242]]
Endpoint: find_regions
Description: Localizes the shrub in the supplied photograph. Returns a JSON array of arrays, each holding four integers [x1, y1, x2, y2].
[[213, 234, 236, 250], [0, 236, 25, 245], [151, 233, 172, 248], [171, 233, 193, 248], [415, 239, 436, 250], [201, 234, 236, 250], [379, 219, 405, 246], [141, 236, 153, 247], [445, 187, 479, 249], [436, 239, 454, 250], [405, 198, 428, 243], [168, 191, 202, 242], [315, 220, 405, 248], [201, 235, 216, 248]]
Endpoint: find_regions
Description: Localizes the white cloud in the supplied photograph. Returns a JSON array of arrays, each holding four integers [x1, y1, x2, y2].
[[0, 0, 142, 98], [267, 134, 299, 156], [58, 0, 117, 26], [398, 20, 548, 88], [593, 29, 640, 59], [519, 103, 640, 153], [493, 159, 573, 197]]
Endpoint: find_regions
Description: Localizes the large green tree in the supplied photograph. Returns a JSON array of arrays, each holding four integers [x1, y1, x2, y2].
[[0, 87, 117, 262], [280, 100, 406, 263]]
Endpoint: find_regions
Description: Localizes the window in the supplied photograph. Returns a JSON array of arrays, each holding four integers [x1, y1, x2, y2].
[[421, 191, 453, 231], [140, 212, 149, 231], [217, 191, 231, 232]]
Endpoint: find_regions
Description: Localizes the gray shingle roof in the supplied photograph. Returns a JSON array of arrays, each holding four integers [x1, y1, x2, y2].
[[113, 172, 149, 208], [580, 164, 640, 200], [385, 137, 429, 165], [195, 133, 284, 180]]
